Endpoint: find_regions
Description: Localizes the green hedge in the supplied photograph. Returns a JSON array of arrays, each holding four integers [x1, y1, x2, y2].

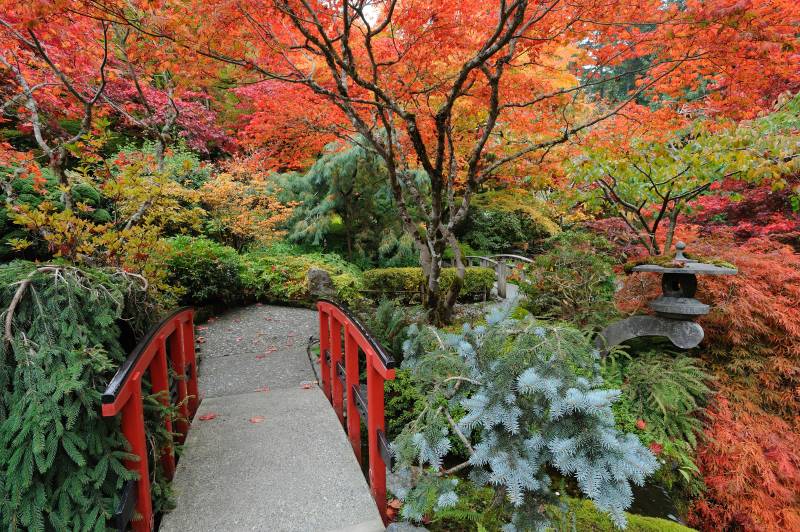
[[362, 266, 495, 302], [165, 236, 243, 306], [241, 250, 363, 306]]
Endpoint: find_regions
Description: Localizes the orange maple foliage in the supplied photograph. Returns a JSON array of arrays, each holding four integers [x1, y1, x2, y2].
[[689, 390, 800, 532], [200, 156, 295, 249]]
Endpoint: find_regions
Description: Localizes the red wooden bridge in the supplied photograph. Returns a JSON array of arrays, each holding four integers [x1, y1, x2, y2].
[[102, 300, 396, 532]]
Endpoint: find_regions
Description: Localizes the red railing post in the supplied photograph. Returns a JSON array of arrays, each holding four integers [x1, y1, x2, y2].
[[149, 337, 176, 479], [121, 374, 153, 532], [344, 327, 361, 463], [169, 327, 190, 443], [366, 355, 388, 523], [182, 313, 200, 416], [330, 317, 345, 423], [319, 307, 331, 400]]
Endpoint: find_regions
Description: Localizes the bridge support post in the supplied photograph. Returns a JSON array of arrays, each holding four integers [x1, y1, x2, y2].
[[150, 338, 176, 479], [366, 358, 388, 524], [121, 375, 153, 532], [497, 262, 508, 299], [344, 329, 362, 463], [170, 328, 190, 443], [182, 314, 200, 416], [319, 311, 331, 400], [330, 318, 345, 423]]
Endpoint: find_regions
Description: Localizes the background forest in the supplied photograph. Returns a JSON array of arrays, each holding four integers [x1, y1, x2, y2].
[[1, 0, 799, 530]]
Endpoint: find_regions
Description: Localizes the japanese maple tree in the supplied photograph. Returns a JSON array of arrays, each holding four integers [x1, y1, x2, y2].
[[0, 4, 112, 207], [27, 0, 800, 322]]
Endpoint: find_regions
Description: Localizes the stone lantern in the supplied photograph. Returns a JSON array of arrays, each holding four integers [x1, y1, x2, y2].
[[596, 242, 737, 354]]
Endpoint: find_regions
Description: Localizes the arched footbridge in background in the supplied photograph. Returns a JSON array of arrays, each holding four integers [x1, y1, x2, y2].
[[463, 253, 533, 299]]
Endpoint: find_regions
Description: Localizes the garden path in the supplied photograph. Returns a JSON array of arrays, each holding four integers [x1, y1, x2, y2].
[[159, 304, 384, 532]]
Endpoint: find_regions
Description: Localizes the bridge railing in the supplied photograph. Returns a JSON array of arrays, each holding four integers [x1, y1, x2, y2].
[[317, 299, 396, 525], [101, 308, 199, 532]]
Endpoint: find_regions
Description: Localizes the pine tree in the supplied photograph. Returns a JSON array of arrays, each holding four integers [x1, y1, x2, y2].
[[0, 261, 154, 531], [391, 305, 658, 529]]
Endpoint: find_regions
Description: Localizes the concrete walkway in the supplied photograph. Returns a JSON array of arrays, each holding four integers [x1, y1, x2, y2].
[[160, 304, 383, 532]]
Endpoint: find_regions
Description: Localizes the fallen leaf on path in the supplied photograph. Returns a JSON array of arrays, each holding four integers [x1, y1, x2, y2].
[[300, 381, 318, 389], [255, 386, 270, 393], [255, 354, 266, 360], [387, 499, 402, 520], [249, 416, 265, 424], [199, 413, 218, 421]]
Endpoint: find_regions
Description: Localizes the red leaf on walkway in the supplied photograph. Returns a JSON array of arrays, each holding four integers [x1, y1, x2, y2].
[[255, 386, 270, 393], [255, 354, 266, 360], [199, 413, 218, 421], [300, 381, 317, 389], [249, 416, 265, 424]]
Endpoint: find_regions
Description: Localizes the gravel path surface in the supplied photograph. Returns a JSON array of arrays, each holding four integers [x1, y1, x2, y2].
[[194, 304, 319, 398], [161, 304, 383, 532]]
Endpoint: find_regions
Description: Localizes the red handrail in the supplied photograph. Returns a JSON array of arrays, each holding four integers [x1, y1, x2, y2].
[[101, 308, 199, 532], [317, 299, 396, 525]]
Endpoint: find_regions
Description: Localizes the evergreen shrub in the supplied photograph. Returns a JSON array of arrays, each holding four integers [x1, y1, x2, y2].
[[362, 267, 495, 302], [0, 261, 156, 531], [165, 236, 243, 305], [459, 189, 560, 254], [520, 231, 618, 328], [391, 306, 658, 529]]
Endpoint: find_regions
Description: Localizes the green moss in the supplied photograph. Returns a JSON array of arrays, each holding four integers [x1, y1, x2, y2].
[[555, 498, 696, 532], [623, 254, 736, 274]]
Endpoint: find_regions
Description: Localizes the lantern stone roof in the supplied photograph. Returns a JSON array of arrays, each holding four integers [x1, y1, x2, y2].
[[630, 242, 738, 276]]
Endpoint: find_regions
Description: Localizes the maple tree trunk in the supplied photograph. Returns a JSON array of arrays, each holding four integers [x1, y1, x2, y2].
[[155, 136, 166, 172], [419, 227, 464, 326], [49, 149, 73, 211]]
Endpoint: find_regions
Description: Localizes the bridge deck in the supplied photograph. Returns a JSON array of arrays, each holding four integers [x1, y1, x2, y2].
[[160, 305, 383, 532]]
